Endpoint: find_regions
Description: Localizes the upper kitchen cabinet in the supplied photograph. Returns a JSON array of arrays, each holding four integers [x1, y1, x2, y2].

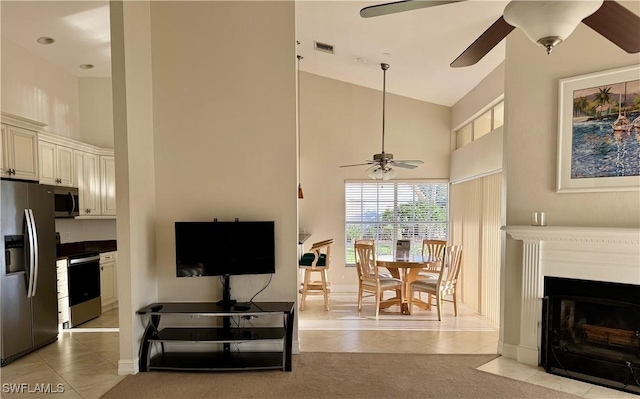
[[1, 113, 45, 181], [38, 133, 75, 187], [75, 150, 101, 216], [100, 155, 116, 216]]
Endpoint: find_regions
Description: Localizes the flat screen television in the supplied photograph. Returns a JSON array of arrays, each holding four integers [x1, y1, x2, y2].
[[175, 221, 276, 278], [175, 221, 276, 306]]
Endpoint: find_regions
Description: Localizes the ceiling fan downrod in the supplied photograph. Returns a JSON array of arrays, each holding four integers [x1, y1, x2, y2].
[[381, 63, 389, 155]]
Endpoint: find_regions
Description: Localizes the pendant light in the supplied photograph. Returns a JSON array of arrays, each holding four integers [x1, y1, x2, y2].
[[297, 55, 304, 199]]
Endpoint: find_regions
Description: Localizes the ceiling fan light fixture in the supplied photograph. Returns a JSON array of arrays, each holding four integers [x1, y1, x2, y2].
[[503, 0, 603, 54], [367, 165, 397, 180]]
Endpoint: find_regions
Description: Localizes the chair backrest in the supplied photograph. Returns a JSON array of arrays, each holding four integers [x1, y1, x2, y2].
[[422, 239, 447, 261], [354, 241, 378, 281], [303, 239, 334, 268], [438, 245, 463, 291]]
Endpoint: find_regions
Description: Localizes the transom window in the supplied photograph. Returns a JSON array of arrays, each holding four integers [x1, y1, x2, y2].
[[455, 100, 504, 149], [345, 181, 449, 265]]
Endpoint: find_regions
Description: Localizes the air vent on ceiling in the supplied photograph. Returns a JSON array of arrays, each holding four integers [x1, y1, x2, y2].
[[314, 41, 335, 54]]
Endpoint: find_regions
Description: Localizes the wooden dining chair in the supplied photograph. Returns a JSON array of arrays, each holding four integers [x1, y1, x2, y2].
[[408, 245, 463, 321], [354, 240, 404, 317], [421, 239, 447, 271], [299, 239, 334, 311]]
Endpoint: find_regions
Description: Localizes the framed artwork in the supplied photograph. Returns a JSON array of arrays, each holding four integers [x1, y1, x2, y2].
[[557, 65, 640, 193]]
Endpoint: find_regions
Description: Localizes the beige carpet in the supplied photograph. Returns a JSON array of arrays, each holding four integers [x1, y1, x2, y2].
[[101, 353, 579, 399]]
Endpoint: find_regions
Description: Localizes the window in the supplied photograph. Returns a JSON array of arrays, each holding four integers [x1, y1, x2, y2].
[[345, 181, 449, 265], [456, 124, 472, 148], [455, 100, 504, 149], [473, 110, 492, 140]]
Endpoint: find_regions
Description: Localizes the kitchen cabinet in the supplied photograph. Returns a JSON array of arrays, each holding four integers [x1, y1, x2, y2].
[[39, 140, 75, 187], [100, 155, 116, 216], [75, 150, 100, 216], [100, 252, 117, 312], [1, 123, 39, 181], [56, 259, 70, 328]]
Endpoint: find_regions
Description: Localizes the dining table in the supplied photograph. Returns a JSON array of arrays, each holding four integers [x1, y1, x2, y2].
[[376, 257, 441, 315]]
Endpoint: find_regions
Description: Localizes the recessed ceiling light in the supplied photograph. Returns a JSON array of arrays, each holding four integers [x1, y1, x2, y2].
[[356, 57, 367, 63], [79, 64, 94, 70], [37, 37, 55, 45]]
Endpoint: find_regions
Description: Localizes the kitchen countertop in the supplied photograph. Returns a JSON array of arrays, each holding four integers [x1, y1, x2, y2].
[[57, 240, 117, 259]]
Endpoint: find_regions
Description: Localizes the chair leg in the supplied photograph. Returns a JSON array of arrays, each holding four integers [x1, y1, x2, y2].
[[321, 269, 329, 311], [427, 293, 432, 310], [436, 292, 442, 321], [357, 282, 363, 312], [452, 290, 458, 317], [299, 269, 309, 311], [375, 289, 380, 318], [408, 286, 413, 312]]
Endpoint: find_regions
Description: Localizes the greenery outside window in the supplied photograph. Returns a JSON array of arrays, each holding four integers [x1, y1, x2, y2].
[[345, 181, 449, 265]]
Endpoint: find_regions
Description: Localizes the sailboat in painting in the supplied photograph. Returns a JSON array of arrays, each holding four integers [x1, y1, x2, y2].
[[612, 92, 631, 131]]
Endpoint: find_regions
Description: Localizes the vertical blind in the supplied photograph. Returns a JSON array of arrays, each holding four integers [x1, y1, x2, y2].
[[345, 181, 449, 264]]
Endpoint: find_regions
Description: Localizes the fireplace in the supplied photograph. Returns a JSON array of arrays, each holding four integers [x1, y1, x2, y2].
[[542, 277, 640, 394]]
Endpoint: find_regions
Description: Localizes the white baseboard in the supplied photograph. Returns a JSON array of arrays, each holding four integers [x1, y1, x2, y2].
[[118, 358, 139, 375], [517, 345, 539, 366], [500, 342, 518, 360]]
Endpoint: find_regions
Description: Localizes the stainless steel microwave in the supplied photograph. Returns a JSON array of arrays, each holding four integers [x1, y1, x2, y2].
[[53, 187, 79, 218]]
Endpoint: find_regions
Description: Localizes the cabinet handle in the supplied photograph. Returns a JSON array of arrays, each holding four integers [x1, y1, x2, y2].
[[101, 266, 104, 271]]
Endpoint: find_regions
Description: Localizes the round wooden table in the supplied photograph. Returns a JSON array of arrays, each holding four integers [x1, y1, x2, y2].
[[376, 257, 441, 314]]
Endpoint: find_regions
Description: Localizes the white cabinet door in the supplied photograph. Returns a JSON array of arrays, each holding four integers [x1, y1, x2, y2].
[[39, 141, 57, 185], [4, 125, 38, 181], [100, 252, 117, 310], [56, 146, 75, 187], [75, 150, 100, 216], [39, 142, 74, 186], [100, 156, 116, 216]]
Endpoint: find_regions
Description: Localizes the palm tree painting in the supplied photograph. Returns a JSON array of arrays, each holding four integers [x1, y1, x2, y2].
[[570, 78, 640, 179]]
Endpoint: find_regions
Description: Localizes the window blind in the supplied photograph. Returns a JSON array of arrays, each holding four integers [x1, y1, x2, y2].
[[345, 181, 449, 265]]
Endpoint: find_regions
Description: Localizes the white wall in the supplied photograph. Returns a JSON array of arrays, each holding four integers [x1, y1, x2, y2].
[[149, 1, 296, 305], [298, 71, 451, 291], [450, 127, 503, 184], [451, 62, 504, 130], [501, 4, 640, 358], [78, 77, 114, 148], [1, 37, 81, 139], [450, 62, 504, 183]]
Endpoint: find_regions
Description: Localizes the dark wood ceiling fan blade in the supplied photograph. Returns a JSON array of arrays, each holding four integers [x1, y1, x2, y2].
[[360, 0, 465, 18], [582, 1, 640, 54], [450, 16, 515, 68]]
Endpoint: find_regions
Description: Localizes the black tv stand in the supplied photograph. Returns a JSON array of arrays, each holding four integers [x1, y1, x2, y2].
[[216, 274, 236, 307], [136, 302, 295, 372], [216, 299, 237, 307]]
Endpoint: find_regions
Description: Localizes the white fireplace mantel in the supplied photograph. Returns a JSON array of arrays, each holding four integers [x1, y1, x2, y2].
[[502, 225, 640, 366]]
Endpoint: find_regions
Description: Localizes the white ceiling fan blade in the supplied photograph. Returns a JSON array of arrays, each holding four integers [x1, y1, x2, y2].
[[340, 162, 375, 168], [360, 0, 466, 18], [392, 162, 419, 169], [393, 159, 424, 165]]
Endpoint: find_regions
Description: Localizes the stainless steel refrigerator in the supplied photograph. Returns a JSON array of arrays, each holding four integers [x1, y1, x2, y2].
[[1, 180, 58, 366]]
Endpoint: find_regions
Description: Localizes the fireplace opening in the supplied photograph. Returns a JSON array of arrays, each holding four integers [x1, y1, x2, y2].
[[542, 277, 640, 394]]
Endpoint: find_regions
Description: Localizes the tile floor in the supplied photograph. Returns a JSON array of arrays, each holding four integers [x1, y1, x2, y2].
[[0, 295, 635, 398]]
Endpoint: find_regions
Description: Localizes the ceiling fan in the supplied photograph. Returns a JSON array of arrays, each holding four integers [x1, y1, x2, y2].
[[360, 0, 640, 67], [340, 63, 424, 180]]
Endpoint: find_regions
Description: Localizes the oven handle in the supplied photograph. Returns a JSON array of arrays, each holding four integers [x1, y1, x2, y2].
[[68, 255, 101, 266]]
